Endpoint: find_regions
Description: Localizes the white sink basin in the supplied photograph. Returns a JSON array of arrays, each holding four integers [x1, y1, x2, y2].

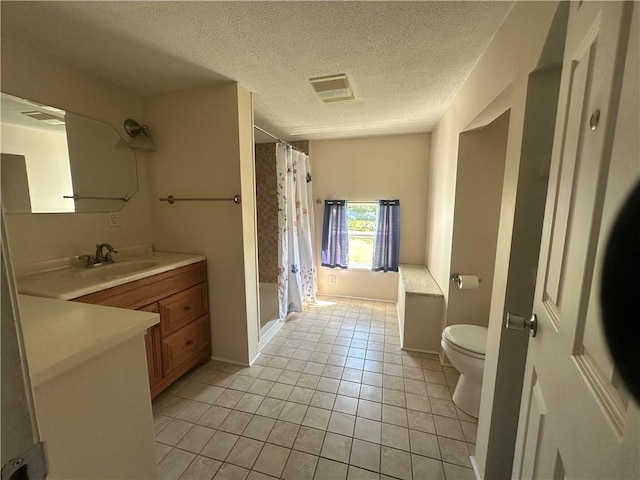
[[16, 251, 206, 300], [77, 259, 160, 280]]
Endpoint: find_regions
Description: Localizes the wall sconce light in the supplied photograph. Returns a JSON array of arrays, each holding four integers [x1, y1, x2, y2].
[[124, 118, 156, 151]]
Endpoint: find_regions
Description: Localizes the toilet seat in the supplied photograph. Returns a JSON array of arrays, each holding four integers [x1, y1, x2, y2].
[[442, 325, 488, 359]]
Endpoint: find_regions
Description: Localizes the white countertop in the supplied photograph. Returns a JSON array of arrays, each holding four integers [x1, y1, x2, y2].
[[16, 250, 205, 300], [398, 264, 444, 298], [19, 295, 159, 386]]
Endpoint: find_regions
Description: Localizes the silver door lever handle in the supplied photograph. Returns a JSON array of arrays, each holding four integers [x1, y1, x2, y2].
[[506, 313, 538, 337]]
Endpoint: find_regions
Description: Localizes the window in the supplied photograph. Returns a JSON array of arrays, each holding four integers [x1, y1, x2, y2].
[[347, 202, 377, 269], [321, 199, 400, 272]]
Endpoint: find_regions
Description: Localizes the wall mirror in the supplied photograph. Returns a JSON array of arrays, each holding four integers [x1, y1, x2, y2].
[[0, 92, 138, 213]]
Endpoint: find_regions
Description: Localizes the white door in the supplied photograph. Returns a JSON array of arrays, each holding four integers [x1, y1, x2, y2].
[[512, 2, 639, 479]]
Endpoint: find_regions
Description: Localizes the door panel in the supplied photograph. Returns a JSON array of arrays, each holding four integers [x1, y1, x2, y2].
[[517, 369, 547, 480], [543, 31, 595, 312], [514, 2, 639, 478]]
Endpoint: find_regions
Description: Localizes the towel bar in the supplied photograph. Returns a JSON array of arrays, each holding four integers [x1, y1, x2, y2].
[[159, 194, 241, 205]]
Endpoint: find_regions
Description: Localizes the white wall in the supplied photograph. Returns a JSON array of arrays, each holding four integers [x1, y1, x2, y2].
[[1, 124, 74, 213], [237, 89, 260, 363], [310, 133, 430, 301], [447, 111, 509, 329], [143, 83, 259, 365], [424, 1, 563, 476], [1, 39, 152, 264]]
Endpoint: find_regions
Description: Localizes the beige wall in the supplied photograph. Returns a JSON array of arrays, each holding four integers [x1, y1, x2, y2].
[[143, 83, 258, 365], [424, 1, 562, 476], [447, 111, 509, 329], [310, 134, 430, 301], [1, 39, 152, 264]]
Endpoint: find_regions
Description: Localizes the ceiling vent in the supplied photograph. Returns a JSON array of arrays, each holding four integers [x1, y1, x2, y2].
[[21, 110, 65, 125], [309, 74, 355, 103]]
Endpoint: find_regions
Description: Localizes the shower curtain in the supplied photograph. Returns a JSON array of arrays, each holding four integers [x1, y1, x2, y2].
[[276, 143, 316, 319]]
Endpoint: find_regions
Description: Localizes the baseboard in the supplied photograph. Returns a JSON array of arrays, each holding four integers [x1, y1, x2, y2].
[[209, 355, 250, 368], [316, 293, 396, 304], [248, 351, 262, 367], [470, 455, 482, 480], [401, 346, 441, 356]]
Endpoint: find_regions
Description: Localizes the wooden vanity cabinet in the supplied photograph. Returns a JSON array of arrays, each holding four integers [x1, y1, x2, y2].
[[73, 260, 210, 398], [139, 303, 163, 390]]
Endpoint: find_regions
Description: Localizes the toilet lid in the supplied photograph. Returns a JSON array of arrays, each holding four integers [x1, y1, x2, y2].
[[443, 325, 488, 356]]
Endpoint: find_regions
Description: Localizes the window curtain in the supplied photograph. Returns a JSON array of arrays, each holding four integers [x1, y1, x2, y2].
[[276, 143, 316, 320], [372, 199, 400, 272], [321, 200, 348, 268]]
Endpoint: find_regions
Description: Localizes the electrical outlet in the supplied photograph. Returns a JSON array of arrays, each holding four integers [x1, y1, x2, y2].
[[328, 275, 336, 285], [108, 212, 120, 228]]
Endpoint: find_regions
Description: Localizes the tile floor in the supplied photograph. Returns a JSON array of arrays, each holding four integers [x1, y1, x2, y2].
[[153, 296, 477, 480]]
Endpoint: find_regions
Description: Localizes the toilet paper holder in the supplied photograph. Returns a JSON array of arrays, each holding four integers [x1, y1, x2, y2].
[[450, 273, 483, 284]]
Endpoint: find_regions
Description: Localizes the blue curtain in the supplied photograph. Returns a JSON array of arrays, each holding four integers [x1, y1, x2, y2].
[[372, 200, 400, 272], [321, 200, 348, 268]]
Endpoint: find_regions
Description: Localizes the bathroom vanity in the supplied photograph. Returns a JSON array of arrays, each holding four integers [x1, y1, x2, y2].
[[15, 250, 210, 478], [17, 249, 211, 398], [73, 258, 211, 398]]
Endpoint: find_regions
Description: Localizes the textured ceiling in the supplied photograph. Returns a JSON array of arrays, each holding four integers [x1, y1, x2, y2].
[[1, 1, 514, 141]]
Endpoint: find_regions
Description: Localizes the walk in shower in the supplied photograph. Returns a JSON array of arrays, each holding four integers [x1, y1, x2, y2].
[[254, 137, 315, 339]]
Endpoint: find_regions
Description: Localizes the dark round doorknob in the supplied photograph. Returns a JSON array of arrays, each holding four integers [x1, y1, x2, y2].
[[601, 180, 640, 402]]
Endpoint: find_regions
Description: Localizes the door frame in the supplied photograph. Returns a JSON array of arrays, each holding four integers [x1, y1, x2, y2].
[[472, 3, 570, 478]]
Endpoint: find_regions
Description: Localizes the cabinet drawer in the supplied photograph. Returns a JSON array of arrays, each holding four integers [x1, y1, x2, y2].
[[161, 315, 209, 375], [159, 283, 208, 337], [73, 260, 208, 309]]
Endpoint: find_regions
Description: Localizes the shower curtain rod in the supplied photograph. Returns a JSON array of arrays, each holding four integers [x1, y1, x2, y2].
[[254, 125, 305, 152], [254, 125, 284, 143]]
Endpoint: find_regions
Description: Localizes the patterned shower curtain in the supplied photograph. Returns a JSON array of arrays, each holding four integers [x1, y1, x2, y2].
[[276, 143, 316, 319]]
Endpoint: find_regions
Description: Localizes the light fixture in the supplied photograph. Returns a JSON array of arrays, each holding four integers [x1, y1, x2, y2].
[[309, 74, 355, 103], [123, 118, 156, 151]]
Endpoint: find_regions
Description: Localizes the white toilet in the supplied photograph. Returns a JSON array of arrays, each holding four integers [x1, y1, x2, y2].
[[441, 324, 488, 418]]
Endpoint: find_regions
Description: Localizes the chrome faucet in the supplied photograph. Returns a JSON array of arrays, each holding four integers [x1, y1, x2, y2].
[[96, 243, 117, 264], [79, 243, 118, 267]]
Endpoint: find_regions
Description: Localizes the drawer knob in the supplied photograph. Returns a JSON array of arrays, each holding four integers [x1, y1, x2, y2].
[[184, 305, 192, 311], [186, 340, 194, 346]]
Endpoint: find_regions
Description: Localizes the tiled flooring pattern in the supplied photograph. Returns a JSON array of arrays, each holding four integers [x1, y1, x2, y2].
[[153, 296, 477, 480]]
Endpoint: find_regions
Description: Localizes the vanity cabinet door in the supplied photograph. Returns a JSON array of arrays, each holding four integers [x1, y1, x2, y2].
[[72, 260, 211, 399], [161, 315, 210, 376], [139, 303, 162, 391], [144, 326, 162, 389]]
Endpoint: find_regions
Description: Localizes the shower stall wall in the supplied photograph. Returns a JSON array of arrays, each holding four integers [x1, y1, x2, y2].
[[255, 143, 279, 336]]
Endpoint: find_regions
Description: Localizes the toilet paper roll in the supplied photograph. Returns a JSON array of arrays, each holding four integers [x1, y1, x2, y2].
[[457, 275, 480, 290]]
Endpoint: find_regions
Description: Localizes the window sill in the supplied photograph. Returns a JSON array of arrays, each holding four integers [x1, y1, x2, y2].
[[347, 264, 373, 271]]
